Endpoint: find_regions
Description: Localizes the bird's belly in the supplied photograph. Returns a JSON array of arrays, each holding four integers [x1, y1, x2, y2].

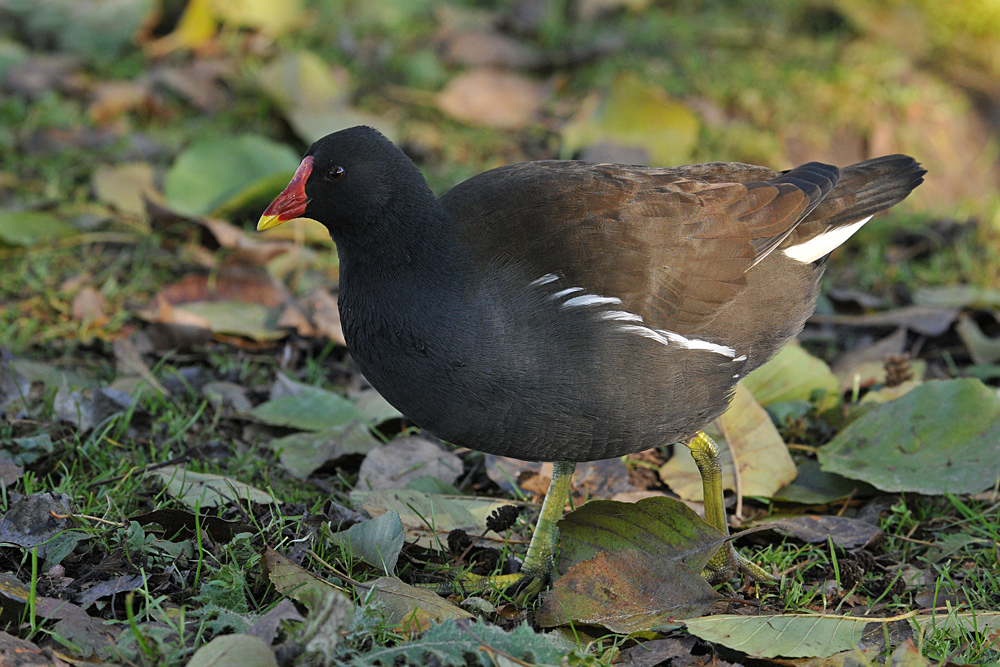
[[347, 308, 744, 463]]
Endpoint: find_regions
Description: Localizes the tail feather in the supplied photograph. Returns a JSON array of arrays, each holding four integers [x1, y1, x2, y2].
[[781, 154, 925, 261]]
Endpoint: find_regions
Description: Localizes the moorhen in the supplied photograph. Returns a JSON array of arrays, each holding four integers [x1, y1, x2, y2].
[[259, 126, 925, 598]]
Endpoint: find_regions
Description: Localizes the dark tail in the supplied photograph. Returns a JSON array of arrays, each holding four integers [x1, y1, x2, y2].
[[809, 154, 925, 228]]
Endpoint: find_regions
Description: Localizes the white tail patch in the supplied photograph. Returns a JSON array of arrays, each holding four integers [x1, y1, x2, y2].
[[783, 215, 873, 263]]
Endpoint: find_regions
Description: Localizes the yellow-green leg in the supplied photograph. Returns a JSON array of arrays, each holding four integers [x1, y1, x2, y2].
[[686, 431, 778, 583], [454, 461, 576, 602]]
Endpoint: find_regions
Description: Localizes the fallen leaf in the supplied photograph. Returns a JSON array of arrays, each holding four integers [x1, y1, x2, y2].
[[743, 343, 841, 409], [257, 50, 395, 144], [351, 488, 510, 548], [78, 573, 145, 609], [561, 72, 700, 166], [361, 619, 567, 666], [773, 460, 878, 505], [0, 493, 73, 559], [776, 515, 882, 549], [247, 599, 304, 644], [54, 384, 134, 432], [536, 497, 724, 631], [356, 437, 463, 491], [91, 162, 163, 216], [270, 421, 379, 479], [684, 614, 872, 659], [535, 549, 717, 632], [0, 630, 59, 667], [209, 0, 305, 35], [808, 306, 959, 337], [819, 379, 1000, 495], [957, 314, 1000, 365], [304, 288, 346, 345], [88, 79, 153, 124], [70, 286, 106, 325], [912, 284, 1000, 309], [148, 465, 275, 508], [367, 577, 474, 634], [261, 546, 344, 604], [436, 69, 549, 130], [252, 384, 363, 431], [441, 30, 544, 69], [186, 634, 279, 667], [163, 134, 301, 217], [326, 510, 405, 575], [0, 210, 78, 246]]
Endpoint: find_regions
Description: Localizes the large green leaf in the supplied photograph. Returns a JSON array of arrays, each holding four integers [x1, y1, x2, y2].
[[535, 497, 723, 632], [164, 135, 301, 216], [684, 614, 870, 659], [0, 211, 78, 246], [326, 510, 405, 575], [561, 72, 700, 166], [818, 379, 1000, 494], [742, 344, 840, 409], [251, 385, 363, 432]]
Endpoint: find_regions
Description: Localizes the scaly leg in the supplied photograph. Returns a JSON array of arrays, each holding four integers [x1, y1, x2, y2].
[[453, 461, 576, 603], [686, 431, 777, 583]]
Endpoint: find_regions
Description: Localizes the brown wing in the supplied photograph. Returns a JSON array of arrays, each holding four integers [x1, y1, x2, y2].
[[440, 159, 838, 333]]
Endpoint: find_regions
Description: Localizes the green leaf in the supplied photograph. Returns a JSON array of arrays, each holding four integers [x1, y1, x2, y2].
[[684, 614, 871, 658], [360, 619, 567, 667], [818, 379, 1000, 494], [148, 465, 275, 508], [262, 546, 345, 606], [773, 460, 877, 504], [366, 577, 474, 632], [252, 385, 363, 432], [0, 211, 78, 246], [536, 549, 718, 632], [742, 344, 840, 409], [164, 134, 301, 217], [326, 511, 405, 575], [269, 421, 379, 479], [186, 634, 279, 667], [535, 497, 723, 631], [177, 301, 286, 342], [350, 489, 510, 549], [561, 72, 700, 166]]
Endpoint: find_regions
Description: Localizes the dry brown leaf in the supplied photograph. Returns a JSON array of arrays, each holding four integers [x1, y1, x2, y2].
[[441, 30, 544, 69], [88, 79, 153, 124], [92, 162, 163, 217], [436, 69, 549, 130], [70, 287, 107, 326]]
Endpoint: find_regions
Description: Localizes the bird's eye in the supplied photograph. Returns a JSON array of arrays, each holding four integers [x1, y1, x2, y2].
[[327, 166, 345, 181]]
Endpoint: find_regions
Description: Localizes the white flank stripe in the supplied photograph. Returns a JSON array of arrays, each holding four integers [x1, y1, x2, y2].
[[619, 325, 671, 347], [601, 310, 645, 323], [783, 216, 873, 263], [549, 287, 584, 300], [563, 294, 623, 308], [733, 354, 747, 362], [531, 273, 559, 286], [658, 330, 736, 358]]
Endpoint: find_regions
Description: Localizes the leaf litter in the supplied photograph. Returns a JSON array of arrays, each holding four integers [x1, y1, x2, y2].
[[1, 1, 1000, 666]]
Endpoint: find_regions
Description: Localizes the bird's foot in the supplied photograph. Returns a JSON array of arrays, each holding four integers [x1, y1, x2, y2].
[[445, 566, 551, 605], [703, 542, 779, 584]]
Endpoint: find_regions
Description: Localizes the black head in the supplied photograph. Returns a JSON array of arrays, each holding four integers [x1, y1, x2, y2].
[[258, 126, 433, 244]]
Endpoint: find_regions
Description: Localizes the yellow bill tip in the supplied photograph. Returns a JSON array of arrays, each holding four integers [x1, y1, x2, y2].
[[256, 214, 286, 232]]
